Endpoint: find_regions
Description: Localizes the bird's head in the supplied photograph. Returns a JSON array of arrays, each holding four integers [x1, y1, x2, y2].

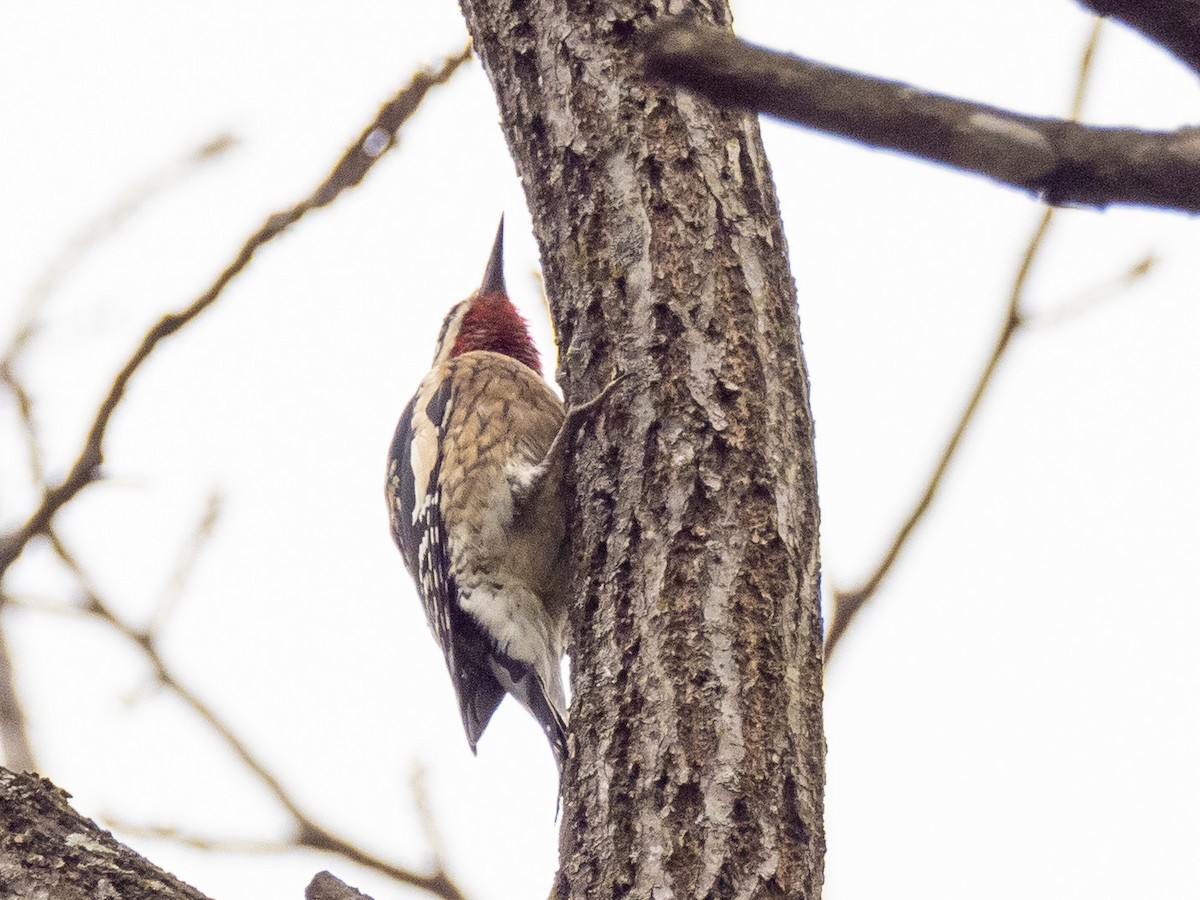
[[431, 218, 542, 375]]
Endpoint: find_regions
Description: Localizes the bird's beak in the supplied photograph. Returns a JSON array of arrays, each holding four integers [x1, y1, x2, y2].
[[479, 215, 506, 296]]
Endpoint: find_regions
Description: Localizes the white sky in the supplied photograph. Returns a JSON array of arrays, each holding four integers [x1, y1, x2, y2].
[[1, 3, 1197, 899]]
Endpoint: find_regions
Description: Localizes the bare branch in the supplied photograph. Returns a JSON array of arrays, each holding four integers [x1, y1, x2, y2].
[[0, 44, 474, 898], [641, 18, 1200, 214], [1076, 0, 1200, 78], [0, 43, 472, 585], [0, 595, 87, 617], [0, 136, 237, 502]]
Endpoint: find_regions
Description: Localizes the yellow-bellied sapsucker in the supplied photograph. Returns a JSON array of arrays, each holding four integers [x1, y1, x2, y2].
[[386, 220, 569, 766]]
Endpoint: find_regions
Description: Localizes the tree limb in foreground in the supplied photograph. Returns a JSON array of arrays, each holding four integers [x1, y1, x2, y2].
[[641, 18, 1200, 215], [0, 768, 212, 900], [0, 768, 389, 900]]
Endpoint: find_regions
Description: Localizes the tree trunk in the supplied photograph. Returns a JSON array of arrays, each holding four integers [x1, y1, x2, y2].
[[458, 3, 826, 898]]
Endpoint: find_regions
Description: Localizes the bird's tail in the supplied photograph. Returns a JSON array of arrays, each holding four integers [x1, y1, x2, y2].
[[490, 654, 568, 769]]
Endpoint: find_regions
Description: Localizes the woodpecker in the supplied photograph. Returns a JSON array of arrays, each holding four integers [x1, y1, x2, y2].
[[386, 220, 570, 766]]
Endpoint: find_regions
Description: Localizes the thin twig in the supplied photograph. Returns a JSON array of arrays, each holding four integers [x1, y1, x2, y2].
[[147, 490, 223, 639], [0, 595, 88, 617], [8, 135, 238, 361], [0, 43, 475, 899], [0, 43, 472, 585], [0, 137, 243, 787], [99, 819, 295, 856], [1, 135, 236, 487], [0, 364, 45, 488], [410, 763, 449, 875], [1031, 253, 1157, 328], [824, 21, 1107, 665], [824, 209, 1051, 661]]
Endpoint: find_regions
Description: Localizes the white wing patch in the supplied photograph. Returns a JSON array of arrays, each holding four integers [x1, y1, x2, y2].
[[408, 376, 451, 528]]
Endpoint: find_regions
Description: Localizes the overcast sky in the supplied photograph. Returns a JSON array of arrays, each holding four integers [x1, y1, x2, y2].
[[1, 2, 1197, 899]]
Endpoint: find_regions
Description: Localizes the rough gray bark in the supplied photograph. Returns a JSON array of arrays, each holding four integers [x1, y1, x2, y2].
[[0, 767, 212, 900], [457, 3, 825, 898], [306, 871, 376, 900]]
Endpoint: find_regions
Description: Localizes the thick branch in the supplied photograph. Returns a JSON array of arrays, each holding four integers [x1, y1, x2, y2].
[[0, 768, 212, 900], [1077, 0, 1200, 77], [0, 45, 471, 584], [1, 768, 391, 900], [641, 19, 1200, 214]]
